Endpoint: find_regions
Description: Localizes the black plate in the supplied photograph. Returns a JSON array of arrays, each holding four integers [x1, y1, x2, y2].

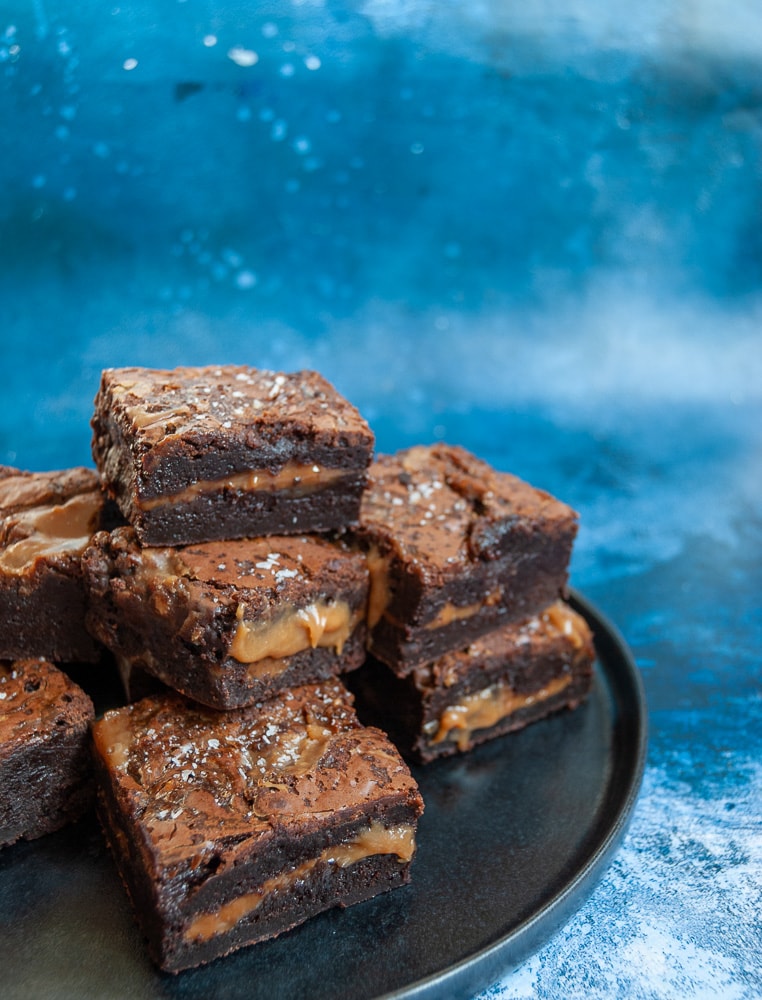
[[0, 590, 646, 1000]]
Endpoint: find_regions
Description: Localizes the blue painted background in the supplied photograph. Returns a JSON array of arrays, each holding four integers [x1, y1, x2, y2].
[[2, 1, 761, 996]]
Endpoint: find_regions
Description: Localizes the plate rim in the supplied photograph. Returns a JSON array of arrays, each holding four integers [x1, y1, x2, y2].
[[378, 587, 649, 1000]]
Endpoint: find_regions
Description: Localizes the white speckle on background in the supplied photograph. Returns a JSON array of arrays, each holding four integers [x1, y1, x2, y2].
[[235, 270, 257, 290], [122, 57, 137, 71], [227, 46, 258, 67], [271, 119, 288, 141]]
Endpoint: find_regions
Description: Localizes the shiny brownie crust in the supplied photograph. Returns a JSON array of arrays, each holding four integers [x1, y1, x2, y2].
[[0, 658, 95, 846], [91, 365, 374, 545], [0, 466, 112, 662], [91, 679, 424, 972], [83, 527, 369, 709], [355, 444, 578, 672]]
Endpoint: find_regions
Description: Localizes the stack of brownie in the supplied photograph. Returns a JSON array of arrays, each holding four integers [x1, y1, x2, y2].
[[348, 443, 595, 762], [0, 362, 596, 975], [81, 365, 425, 972]]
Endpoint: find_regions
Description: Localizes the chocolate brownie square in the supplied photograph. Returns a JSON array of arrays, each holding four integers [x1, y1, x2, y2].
[[91, 679, 424, 972], [355, 444, 578, 671], [83, 527, 369, 710], [350, 601, 595, 762], [0, 465, 114, 662], [91, 365, 374, 545], [0, 658, 95, 847]]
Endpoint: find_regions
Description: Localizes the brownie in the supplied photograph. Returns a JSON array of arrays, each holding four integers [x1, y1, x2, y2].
[[0, 465, 114, 662], [0, 658, 95, 847], [91, 679, 424, 972], [355, 444, 578, 672], [91, 365, 375, 546], [349, 601, 595, 762], [83, 527, 369, 710]]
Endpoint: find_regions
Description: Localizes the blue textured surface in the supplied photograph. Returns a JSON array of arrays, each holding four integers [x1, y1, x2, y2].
[[2, 2, 761, 996]]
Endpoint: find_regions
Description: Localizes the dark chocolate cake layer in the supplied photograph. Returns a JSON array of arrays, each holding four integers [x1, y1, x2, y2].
[[91, 679, 424, 972], [349, 601, 595, 762], [355, 444, 578, 672], [83, 527, 369, 709], [91, 365, 374, 545], [0, 466, 112, 662], [0, 658, 95, 846]]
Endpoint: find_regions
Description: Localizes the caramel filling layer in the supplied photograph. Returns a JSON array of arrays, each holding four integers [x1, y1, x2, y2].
[[137, 461, 350, 511], [0, 493, 101, 573], [185, 821, 416, 943], [230, 600, 359, 664], [378, 589, 503, 633], [428, 674, 572, 751], [423, 588, 502, 630]]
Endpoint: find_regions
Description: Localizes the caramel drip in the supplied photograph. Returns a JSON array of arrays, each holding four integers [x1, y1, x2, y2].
[[542, 602, 589, 649], [365, 545, 391, 628], [0, 493, 101, 573], [92, 710, 135, 771], [185, 821, 416, 943], [430, 674, 572, 750], [136, 462, 350, 511], [230, 600, 358, 664]]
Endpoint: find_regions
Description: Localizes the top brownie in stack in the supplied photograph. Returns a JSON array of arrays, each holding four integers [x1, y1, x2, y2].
[[354, 443, 578, 672], [92, 365, 375, 546]]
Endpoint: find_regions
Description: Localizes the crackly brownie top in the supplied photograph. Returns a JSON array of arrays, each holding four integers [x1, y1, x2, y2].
[[86, 526, 367, 616], [94, 365, 373, 452], [0, 466, 104, 575], [359, 444, 577, 574], [411, 601, 593, 691], [0, 659, 94, 750], [92, 679, 421, 867]]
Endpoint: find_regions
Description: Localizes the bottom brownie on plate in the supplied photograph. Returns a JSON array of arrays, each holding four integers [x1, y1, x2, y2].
[[349, 601, 595, 763], [91, 678, 424, 972], [0, 658, 95, 847]]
